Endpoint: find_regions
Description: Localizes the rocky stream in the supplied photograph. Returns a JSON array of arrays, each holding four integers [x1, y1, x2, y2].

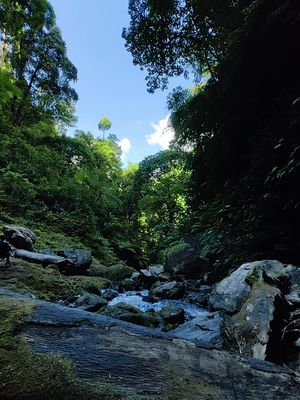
[[1, 225, 300, 399]]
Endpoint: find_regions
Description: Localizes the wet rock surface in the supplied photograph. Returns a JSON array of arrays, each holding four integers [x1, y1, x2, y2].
[[1, 288, 299, 399], [170, 311, 222, 349], [151, 280, 185, 299], [185, 285, 211, 306], [157, 304, 185, 325]]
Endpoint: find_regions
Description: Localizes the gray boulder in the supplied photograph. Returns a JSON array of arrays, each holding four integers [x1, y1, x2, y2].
[[228, 282, 283, 360], [209, 260, 292, 313], [131, 271, 140, 281], [3, 225, 36, 250], [74, 292, 107, 312], [58, 248, 92, 275], [165, 243, 209, 278], [139, 265, 165, 285], [119, 277, 137, 291], [148, 264, 165, 276], [209, 263, 253, 313], [157, 272, 172, 281], [151, 280, 185, 299], [170, 312, 222, 349]]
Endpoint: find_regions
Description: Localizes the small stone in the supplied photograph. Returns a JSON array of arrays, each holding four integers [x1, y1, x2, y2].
[[101, 289, 119, 301]]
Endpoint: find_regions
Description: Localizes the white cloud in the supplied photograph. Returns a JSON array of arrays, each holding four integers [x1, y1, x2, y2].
[[119, 137, 132, 153], [146, 116, 175, 149]]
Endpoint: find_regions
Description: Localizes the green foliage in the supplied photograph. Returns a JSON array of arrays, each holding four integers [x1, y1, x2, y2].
[[98, 116, 112, 139], [0, 0, 78, 126], [123, 0, 254, 92], [0, 171, 36, 212], [124, 0, 300, 268], [126, 149, 191, 260], [0, 1, 133, 266]]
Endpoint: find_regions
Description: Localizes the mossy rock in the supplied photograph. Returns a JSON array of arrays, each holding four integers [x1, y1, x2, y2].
[[98, 302, 159, 327], [157, 304, 185, 325], [164, 243, 209, 277], [0, 259, 109, 301], [89, 262, 135, 281]]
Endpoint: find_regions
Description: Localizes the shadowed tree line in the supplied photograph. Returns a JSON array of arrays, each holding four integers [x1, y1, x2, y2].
[[124, 0, 300, 268]]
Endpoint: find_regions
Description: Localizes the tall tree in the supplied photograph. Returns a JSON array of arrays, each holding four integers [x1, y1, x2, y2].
[[123, 0, 254, 92], [0, 0, 78, 125], [98, 117, 112, 140]]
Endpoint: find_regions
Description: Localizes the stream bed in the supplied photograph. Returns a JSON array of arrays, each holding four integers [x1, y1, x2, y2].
[[108, 289, 208, 319]]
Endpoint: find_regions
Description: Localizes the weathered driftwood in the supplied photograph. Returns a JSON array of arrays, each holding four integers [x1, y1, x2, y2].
[[0, 288, 298, 399]]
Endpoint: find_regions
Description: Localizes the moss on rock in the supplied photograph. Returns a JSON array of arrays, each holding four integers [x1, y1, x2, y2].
[[0, 259, 110, 301], [89, 262, 135, 281], [98, 302, 159, 327], [0, 295, 121, 400]]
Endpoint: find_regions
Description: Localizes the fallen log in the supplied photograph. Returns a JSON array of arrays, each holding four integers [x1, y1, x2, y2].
[[14, 249, 73, 270]]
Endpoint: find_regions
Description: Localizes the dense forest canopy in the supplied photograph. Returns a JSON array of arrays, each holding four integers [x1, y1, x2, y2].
[[123, 0, 300, 268], [0, 0, 300, 273]]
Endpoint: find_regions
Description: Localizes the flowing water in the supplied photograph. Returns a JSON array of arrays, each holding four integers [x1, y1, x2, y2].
[[108, 290, 207, 318]]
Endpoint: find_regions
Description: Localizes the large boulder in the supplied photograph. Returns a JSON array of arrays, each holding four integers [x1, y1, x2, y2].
[[209, 263, 253, 313], [170, 312, 222, 350], [139, 268, 158, 285], [139, 265, 166, 286], [58, 248, 92, 275], [209, 260, 293, 313], [3, 225, 36, 250], [164, 243, 209, 278], [148, 264, 165, 276], [151, 280, 185, 299], [227, 282, 284, 360]]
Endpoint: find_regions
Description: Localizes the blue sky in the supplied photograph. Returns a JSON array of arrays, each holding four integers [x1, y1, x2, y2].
[[50, 0, 189, 165]]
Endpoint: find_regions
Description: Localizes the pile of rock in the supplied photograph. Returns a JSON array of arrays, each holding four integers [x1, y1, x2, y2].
[[71, 285, 186, 331]]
